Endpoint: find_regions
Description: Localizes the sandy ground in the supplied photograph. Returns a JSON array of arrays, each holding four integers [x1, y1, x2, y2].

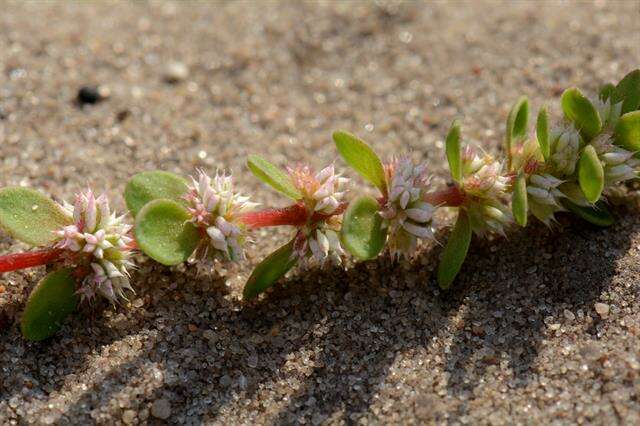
[[1, 1, 640, 424]]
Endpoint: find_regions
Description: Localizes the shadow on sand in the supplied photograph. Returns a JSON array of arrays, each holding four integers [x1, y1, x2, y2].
[[1, 206, 638, 423]]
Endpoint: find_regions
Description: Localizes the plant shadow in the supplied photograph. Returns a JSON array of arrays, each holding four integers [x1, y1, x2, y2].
[[1, 208, 638, 423]]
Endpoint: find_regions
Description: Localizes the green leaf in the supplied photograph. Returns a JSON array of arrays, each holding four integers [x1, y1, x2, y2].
[[21, 268, 78, 341], [614, 111, 640, 154], [561, 88, 602, 141], [578, 145, 604, 204], [612, 69, 640, 114], [599, 83, 615, 102], [437, 210, 472, 289], [536, 106, 550, 161], [340, 195, 387, 260], [247, 155, 302, 200], [505, 96, 529, 157], [243, 240, 298, 300], [561, 199, 614, 227], [0, 187, 71, 246], [134, 199, 201, 266], [512, 173, 528, 227], [333, 130, 387, 195], [124, 171, 189, 217], [445, 120, 462, 182]]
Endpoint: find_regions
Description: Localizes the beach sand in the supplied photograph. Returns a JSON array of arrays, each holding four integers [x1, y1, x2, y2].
[[1, 1, 639, 424]]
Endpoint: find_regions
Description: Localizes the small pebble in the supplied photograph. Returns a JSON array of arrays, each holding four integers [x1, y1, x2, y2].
[[594, 303, 610, 319], [563, 309, 575, 321], [122, 410, 136, 424], [151, 398, 171, 420], [164, 62, 189, 83], [77, 85, 110, 105]]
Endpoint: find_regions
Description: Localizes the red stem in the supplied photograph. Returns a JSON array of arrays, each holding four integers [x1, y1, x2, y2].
[[424, 186, 465, 207], [0, 248, 63, 273], [240, 203, 309, 228], [240, 202, 349, 229]]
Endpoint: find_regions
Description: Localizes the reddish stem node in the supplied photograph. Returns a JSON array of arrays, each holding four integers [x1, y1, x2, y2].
[[240, 202, 349, 229], [0, 249, 63, 273], [424, 186, 465, 207], [240, 203, 309, 229]]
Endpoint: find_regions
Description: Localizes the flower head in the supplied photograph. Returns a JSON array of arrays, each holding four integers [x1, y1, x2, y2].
[[459, 147, 512, 236], [292, 217, 345, 265], [54, 190, 134, 304], [286, 164, 349, 265], [288, 164, 348, 215], [591, 134, 639, 186], [548, 124, 582, 176], [380, 157, 435, 258], [593, 97, 622, 129], [185, 169, 258, 262], [526, 173, 566, 226]]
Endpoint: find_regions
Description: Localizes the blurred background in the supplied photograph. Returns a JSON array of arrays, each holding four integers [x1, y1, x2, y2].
[[1, 1, 639, 424]]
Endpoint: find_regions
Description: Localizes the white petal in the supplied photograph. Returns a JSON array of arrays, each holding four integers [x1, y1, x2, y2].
[[316, 230, 330, 255], [400, 191, 411, 209], [405, 207, 432, 223], [308, 237, 324, 262], [314, 165, 334, 182], [401, 221, 432, 239]]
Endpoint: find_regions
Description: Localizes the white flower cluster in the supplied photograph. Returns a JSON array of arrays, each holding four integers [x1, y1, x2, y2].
[[549, 125, 581, 176], [55, 190, 134, 304], [292, 220, 345, 265], [185, 169, 258, 262], [526, 173, 566, 226], [460, 147, 512, 236], [289, 164, 349, 215], [593, 97, 622, 129], [380, 157, 435, 258], [288, 164, 349, 264], [591, 134, 639, 186]]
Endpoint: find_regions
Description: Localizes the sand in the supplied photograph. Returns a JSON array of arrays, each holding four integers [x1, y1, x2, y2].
[[1, 1, 639, 424]]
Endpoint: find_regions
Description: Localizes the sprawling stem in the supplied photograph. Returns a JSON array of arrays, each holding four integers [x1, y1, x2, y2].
[[0, 249, 63, 273], [240, 202, 348, 229], [240, 203, 309, 228]]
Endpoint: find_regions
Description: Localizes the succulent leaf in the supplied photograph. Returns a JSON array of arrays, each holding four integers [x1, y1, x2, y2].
[[247, 155, 302, 200], [437, 210, 472, 289], [134, 199, 201, 266], [340, 195, 387, 260], [124, 171, 189, 217], [21, 268, 78, 341], [561, 88, 602, 141], [578, 145, 605, 203], [0, 187, 72, 246], [445, 120, 462, 182], [243, 239, 298, 300], [333, 130, 387, 195]]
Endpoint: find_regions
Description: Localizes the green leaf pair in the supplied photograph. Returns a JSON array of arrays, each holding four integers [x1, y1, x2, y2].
[[245, 137, 390, 300], [437, 121, 474, 289], [241, 155, 304, 299], [0, 188, 80, 341], [332, 131, 388, 261], [125, 171, 201, 266]]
